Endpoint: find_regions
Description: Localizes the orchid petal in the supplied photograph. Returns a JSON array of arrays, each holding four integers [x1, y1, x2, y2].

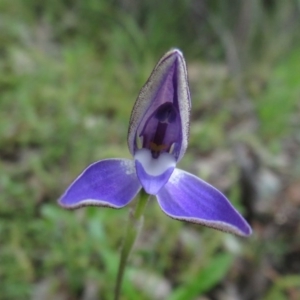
[[156, 169, 252, 236], [58, 159, 141, 209], [128, 49, 191, 162], [134, 149, 176, 195]]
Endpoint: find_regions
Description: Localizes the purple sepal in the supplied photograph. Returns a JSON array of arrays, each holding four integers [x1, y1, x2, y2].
[[58, 159, 141, 209], [156, 169, 252, 236], [128, 49, 190, 161]]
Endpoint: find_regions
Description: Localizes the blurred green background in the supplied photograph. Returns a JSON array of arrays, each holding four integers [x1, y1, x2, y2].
[[1, 0, 300, 299]]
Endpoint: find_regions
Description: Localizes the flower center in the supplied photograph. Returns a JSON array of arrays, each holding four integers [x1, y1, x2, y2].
[[139, 102, 179, 159]]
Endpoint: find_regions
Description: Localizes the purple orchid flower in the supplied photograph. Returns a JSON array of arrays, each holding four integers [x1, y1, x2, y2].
[[59, 49, 251, 237]]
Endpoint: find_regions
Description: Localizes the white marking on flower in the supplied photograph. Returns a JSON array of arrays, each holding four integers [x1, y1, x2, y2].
[[134, 149, 176, 176], [168, 169, 183, 185], [120, 160, 135, 175]]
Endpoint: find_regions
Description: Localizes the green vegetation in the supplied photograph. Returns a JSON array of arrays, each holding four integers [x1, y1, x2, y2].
[[0, 1, 300, 299]]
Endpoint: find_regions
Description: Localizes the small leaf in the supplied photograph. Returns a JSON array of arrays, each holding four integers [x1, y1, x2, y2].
[[169, 253, 233, 300]]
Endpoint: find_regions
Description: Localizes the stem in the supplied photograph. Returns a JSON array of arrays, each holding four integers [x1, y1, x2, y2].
[[114, 189, 149, 300]]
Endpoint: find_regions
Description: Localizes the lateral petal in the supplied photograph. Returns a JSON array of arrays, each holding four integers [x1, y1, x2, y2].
[[58, 159, 141, 209], [156, 169, 252, 236]]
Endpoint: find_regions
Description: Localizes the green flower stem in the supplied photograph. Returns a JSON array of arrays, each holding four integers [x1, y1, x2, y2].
[[114, 189, 149, 300]]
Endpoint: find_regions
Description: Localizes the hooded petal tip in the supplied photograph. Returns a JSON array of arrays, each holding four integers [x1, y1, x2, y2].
[[159, 48, 184, 62]]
